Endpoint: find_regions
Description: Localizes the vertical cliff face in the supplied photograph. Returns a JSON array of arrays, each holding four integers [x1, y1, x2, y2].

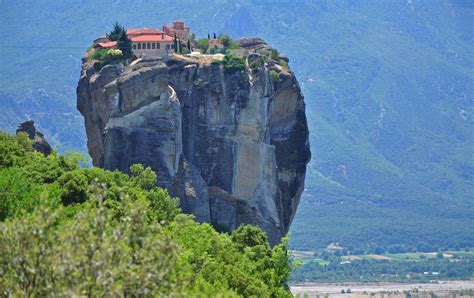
[[77, 39, 310, 244]]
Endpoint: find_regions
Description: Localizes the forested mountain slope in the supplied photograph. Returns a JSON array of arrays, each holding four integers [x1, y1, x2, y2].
[[1, 0, 473, 251]]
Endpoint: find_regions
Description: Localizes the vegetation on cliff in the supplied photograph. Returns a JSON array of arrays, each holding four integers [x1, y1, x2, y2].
[[87, 23, 132, 72], [0, 131, 292, 297], [222, 54, 246, 74]]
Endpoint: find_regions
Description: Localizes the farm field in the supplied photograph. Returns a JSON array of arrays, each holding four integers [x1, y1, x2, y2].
[[291, 250, 474, 262]]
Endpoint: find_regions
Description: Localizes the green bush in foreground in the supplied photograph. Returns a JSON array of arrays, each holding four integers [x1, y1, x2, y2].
[[0, 131, 291, 297]]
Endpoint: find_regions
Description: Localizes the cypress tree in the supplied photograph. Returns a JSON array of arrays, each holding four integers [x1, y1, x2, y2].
[[109, 22, 123, 41], [108, 23, 131, 60], [117, 31, 132, 60], [213, 32, 217, 39], [207, 33, 210, 39], [173, 33, 178, 53], [187, 39, 191, 51]]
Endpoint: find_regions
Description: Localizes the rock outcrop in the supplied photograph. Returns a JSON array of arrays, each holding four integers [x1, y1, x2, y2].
[[77, 40, 310, 245], [16, 120, 52, 156]]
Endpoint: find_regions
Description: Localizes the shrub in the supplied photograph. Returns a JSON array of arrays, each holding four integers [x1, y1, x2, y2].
[[210, 47, 229, 55], [197, 38, 210, 53], [57, 169, 88, 205], [278, 58, 288, 70], [90, 47, 124, 72], [271, 48, 279, 60], [269, 69, 280, 82], [211, 59, 221, 65], [222, 54, 246, 74], [231, 225, 269, 252], [107, 48, 122, 57], [249, 60, 261, 72], [0, 132, 28, 169], [219, 34, 232, 48]]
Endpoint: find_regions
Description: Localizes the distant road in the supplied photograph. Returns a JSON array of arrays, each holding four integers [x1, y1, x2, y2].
[[290, 280, 474, 297]]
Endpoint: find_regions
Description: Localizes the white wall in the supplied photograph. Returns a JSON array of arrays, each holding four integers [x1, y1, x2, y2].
[[132, 42, 174, 58]]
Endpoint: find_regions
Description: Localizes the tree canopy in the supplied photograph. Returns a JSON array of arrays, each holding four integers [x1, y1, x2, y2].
[[108, 22, 132, 60]]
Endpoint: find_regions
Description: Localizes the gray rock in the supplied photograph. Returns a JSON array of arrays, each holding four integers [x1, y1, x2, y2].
[[171, 155, 211, 223], [209, 186, 237, 232], [16, 120, 52, 156], [235, 37, 266, 48]]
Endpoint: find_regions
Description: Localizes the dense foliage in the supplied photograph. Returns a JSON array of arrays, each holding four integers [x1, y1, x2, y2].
[[197, 38, 210, 53], [0, 131, 292, 297], [88, 23, 133, 71], [222, 54, 246, 74]]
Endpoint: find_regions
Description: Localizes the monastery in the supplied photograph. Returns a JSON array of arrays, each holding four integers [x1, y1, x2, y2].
[[94, 20, 190, 58]]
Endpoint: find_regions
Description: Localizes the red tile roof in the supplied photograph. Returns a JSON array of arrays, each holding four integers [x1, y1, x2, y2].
[[97, 41, 117, 48], [127, 28, 164, 35], [130, 34, 174, 42]]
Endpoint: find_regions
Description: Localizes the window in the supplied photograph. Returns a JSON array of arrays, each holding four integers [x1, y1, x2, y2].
[[142, 43, 146, 49], [157, 43, 160, 49], [133, 44, 137, 49], [138, 43, 141, 49], [147, 43, 151, 49], [152, 43, 155, 49]]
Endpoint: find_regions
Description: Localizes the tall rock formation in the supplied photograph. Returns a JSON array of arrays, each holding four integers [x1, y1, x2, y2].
[[16, 120, 52, 156], [77, 39, 310, 244]]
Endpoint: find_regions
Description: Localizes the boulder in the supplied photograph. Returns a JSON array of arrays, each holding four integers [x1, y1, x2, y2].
[[16, 120, 52, 156]]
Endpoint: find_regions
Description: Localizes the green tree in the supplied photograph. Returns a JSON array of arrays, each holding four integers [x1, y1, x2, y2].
[[173, 33, 178, 53], [115, 31, 132, 60], [231, 225, 269, 252], [178, 39, 183, 54], [271, 48, 279, 60], [0, 132, 29, 169], [219, 34, 232, 48], [57, 169, 88, 205], [222, 54, 246, 74], [108, 22, 124, 41], [197, 38, 209, 53], [130, 164, 156, 190]]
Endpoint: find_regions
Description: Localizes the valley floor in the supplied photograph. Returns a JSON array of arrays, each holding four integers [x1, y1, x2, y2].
[[290, 280, 474, 298]]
